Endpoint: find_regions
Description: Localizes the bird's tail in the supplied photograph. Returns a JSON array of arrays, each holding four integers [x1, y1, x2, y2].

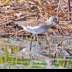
[[10, 20, 25, 29], [10, 20, 34, 33]]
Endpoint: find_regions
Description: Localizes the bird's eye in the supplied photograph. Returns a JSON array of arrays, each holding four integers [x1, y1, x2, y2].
[[53, 18, 57, 21], [55, 18, 57, 21]]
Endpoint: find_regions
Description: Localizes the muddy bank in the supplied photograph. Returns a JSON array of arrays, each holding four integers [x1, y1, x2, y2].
[[0, 0, 72, 37]]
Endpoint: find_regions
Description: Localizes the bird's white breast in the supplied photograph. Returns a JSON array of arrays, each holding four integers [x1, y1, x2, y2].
[[22, 25, 46, 34]]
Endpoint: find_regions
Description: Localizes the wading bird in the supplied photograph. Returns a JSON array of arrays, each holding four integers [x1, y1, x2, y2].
[[11, 16, 62, 51]]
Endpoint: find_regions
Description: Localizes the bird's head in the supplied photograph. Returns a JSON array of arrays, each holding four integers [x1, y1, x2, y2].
[[48, 16, 62, 29]]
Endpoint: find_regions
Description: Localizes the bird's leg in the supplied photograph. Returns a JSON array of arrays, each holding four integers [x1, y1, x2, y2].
[[45, 32, 49, 47], [33, 34, 36, 40], [30, 34, 34, 51], [36, 34, 38, 50], [30, 35, 33, 51]]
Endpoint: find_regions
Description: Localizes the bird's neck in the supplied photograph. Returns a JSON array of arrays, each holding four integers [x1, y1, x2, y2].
[[46, 20, 53, 26]]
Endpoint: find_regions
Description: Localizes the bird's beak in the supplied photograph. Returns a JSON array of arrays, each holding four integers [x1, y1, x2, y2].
[[55, 21, 62, 29]]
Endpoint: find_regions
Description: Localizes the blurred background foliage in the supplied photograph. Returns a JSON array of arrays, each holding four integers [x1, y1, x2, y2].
[[1, 0, 25, 4]]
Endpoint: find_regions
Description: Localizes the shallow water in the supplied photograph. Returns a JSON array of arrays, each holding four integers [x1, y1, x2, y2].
[[0, 35, 72, 69]]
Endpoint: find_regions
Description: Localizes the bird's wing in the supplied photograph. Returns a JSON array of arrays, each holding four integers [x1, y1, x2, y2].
[[22, 20, 46, 27], [11, 20, 46, 27]]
